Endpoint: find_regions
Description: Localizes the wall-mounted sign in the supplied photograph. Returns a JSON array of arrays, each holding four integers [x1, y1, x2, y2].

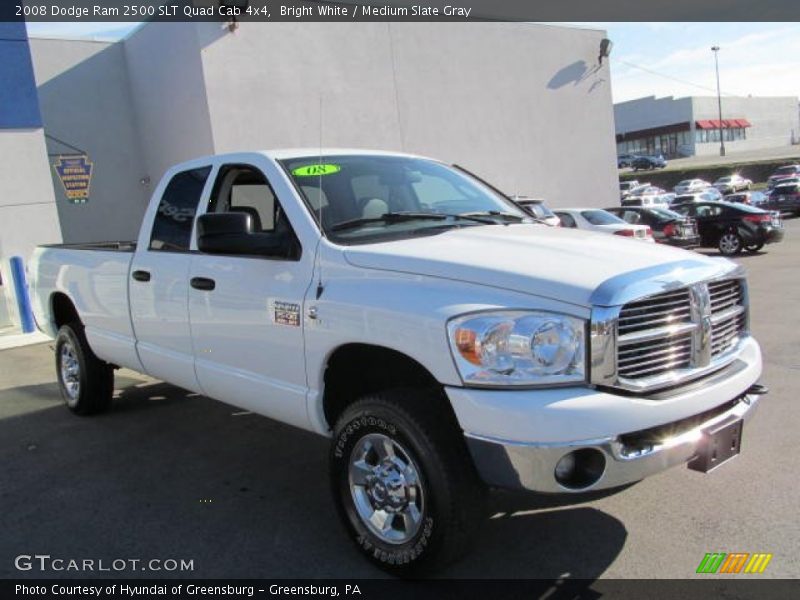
[[53, 155, 93, 204]]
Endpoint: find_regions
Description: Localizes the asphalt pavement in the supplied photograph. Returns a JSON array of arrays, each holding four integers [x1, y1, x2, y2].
[[1, 220, 799, 580]]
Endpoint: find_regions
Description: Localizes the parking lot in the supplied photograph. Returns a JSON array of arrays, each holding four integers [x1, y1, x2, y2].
[[1, 219, 798, 580]]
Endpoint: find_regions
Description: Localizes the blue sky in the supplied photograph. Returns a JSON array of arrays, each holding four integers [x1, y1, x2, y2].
[[25, 21, 800, 103]]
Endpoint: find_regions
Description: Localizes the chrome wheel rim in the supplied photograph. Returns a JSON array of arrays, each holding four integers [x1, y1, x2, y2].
[[348, 433, 425, 545], [720, 234, 740, 254], [60, 341, 80, 401]]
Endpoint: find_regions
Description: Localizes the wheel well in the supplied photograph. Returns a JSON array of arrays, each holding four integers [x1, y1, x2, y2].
[[51, 293, 80, 330], [322, 344, 445, 429]]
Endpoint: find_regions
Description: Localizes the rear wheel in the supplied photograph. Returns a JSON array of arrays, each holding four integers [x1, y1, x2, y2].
[[718, 232, 743, 256], [55, 322, 114, 415], [330, 388, 486, 575]]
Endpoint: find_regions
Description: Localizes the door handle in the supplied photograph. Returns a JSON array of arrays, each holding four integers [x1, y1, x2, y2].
[[190, 277, 216, 291], [132, 270, 151, 282]]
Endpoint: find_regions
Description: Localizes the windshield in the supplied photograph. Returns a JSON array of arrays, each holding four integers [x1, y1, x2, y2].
[[521, 202, 555, 219], [775, 166, 798, 175], [581, 210, 625, 225], [279, 155, 526, 243]]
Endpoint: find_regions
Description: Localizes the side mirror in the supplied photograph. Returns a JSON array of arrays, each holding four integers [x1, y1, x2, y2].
[[197, 212, 286, 257]]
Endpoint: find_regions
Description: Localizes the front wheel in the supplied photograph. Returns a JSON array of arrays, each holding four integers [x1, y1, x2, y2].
[[55, 322, 114, 415], [718, 232, 743, 256], [330, 389, 486, 575]]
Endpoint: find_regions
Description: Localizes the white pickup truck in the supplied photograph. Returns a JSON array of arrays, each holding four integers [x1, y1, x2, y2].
[[30, 149, 765, 573]]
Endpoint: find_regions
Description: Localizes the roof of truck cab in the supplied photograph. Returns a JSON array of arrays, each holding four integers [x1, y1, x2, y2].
[[262, 148, 431, 160]]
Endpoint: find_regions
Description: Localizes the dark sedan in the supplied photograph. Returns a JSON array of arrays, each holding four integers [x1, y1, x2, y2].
[[631, 155, 667, 171], [605, 206, 700, 249], [671, 201, 784, 256]]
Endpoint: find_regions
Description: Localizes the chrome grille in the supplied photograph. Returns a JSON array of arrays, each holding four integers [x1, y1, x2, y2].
[[617, 289, 693, 379], [615, 278, 746, 383], [708, 279, 746, 358]]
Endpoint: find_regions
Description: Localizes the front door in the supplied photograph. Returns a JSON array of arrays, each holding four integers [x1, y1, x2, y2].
[[188, 163, 315, 430]]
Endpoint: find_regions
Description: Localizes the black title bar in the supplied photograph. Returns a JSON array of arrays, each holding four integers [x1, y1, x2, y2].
[[4, 0, 800, 23]]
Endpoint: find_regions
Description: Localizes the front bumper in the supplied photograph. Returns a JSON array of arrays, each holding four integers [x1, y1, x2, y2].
[[447, 337, 762, 493]]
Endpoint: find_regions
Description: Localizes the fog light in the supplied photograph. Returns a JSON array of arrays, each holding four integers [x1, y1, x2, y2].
[[554, 452, 576, 481], [554, 448, 606, 490]]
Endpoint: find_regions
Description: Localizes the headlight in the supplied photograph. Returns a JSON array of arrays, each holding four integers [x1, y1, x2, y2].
[[447, 311, 586, 386]]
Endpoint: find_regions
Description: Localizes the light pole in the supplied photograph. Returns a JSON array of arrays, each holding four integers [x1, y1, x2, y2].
[[711, 46, 725, 156]]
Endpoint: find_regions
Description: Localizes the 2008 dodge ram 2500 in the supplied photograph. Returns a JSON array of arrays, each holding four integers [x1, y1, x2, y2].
[[31, 150, 766, 573]]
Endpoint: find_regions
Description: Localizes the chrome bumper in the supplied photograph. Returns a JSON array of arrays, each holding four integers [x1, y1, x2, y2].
[[465, 392, 761, 494]]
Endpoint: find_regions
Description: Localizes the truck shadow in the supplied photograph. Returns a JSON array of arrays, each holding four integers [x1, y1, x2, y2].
[[0, 378, 625, 581]]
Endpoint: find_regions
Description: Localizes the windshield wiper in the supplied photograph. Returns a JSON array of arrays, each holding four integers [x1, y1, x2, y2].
[[460, 211, 526, 223], [330, 211, 499, 232]]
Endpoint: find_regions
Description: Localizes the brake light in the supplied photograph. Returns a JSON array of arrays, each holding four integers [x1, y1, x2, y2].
[[743, 214, 771, 223], [663, 223, 676, 237], [614, 229, 635, 237]]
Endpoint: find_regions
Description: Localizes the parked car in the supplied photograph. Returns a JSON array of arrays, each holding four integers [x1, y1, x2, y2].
[[511, 196, 560, 226], [617, 154, 637, 168], [605, 206, 700, 249], [619, 180, 640, 200], [767, 164, 800, 189], [767, 176, 800, 190], [628, 185, 665, 198], [554, 208, 654, 241], [30, 149, 768, 573], [713, 174, 752, 194], [631, 155, 667, 171], [673, 179, 711, 194], [671, 201, 784, 255], [621, 194, 670, 208], [724, 191, 767, 207], [764, 182, 800, 215], [671, 191, 720, 206]]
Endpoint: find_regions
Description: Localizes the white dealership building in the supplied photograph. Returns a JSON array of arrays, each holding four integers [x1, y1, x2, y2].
[[2, 19, 619, 330], [614, 95, 800, 158]]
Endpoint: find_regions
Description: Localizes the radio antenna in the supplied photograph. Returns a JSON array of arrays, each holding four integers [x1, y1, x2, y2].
[[315, 92, 325, 299]]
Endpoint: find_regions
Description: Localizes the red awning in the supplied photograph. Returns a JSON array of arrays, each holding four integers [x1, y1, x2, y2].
[[696, 118, 751, 129]]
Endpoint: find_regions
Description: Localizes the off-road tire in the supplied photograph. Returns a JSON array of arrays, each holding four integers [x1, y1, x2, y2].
[[330, 388, 487, 575], [55, 322, 114, 415]]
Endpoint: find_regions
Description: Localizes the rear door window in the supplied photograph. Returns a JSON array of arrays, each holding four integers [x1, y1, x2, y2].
[[149, 167, 211, 252]]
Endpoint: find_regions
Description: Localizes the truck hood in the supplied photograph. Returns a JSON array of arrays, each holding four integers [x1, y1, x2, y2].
[[343, 224, 726, 307]]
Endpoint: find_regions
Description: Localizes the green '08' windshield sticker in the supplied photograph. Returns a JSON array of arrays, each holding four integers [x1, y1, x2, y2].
[[291, 164, 341, 176]]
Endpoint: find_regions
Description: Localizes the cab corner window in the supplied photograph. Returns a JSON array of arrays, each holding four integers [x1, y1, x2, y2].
[[149, 167, 211, 252]]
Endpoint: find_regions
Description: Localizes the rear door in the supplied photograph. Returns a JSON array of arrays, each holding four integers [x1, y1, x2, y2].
[[187, 160, 315, 430], [691, 203, 726, 244], [129, 164, 212, 391]]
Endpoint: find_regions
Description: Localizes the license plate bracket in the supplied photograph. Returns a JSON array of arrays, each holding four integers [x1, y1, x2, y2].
[[688, 418, 743, 473]]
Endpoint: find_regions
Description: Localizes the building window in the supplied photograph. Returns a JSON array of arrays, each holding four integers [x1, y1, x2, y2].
[[696, 126, 746, 144]]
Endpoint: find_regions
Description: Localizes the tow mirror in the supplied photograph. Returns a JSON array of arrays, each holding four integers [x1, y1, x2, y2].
[[197, 212, 286, 257]]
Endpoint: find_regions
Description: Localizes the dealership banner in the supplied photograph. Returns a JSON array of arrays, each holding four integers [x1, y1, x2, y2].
[[5, 579, 800, 599], [5, 0, 799, 22]]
